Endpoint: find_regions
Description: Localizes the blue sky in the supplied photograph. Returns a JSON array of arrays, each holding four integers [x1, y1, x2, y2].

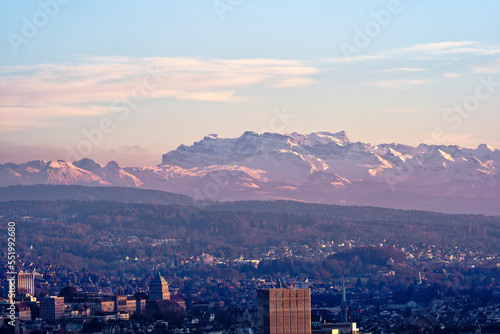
[[1, 0, 500, 166]]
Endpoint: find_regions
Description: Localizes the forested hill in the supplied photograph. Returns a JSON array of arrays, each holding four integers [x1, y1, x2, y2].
[[0, 185, 193, 206], [206, 200, 495, 223], [0, 199, 499, 274], [1, 185, 497, 224], [1, 200, 498, 251]]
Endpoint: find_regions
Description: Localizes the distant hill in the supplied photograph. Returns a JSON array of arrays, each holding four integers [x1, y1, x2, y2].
[[205, 200, 487, 221], [0, 185, 193, 206], [0, 199, 498, 268]]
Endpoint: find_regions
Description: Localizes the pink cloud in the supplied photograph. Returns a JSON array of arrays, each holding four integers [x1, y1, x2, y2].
[[0, 56, 319, 132]]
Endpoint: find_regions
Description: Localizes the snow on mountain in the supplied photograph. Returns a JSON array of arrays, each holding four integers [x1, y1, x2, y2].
[[0, 159, 141, 187], [90, 161, 143, 188], [0, 131, 499, 214], [0, 160, 106, 187], [289, 131, 351, 147], [157, 131, 499, 213]]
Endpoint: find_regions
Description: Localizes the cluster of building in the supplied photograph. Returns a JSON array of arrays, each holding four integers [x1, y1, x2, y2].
[[1, 271, 187, 333], [3, 235, 500, 333], [2, 271, 370, 334], [257, 283, 365, 334], [3, 268, 500, 333]]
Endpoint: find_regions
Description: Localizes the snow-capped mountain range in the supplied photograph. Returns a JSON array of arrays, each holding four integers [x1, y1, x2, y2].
[[1, 131, 499, 215]]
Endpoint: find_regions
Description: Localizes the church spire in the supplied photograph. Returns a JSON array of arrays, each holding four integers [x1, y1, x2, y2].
[[341, 280, 348, 323]]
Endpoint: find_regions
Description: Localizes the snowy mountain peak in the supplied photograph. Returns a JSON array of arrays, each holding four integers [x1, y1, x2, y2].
[[160, 131, 499, 187], [48, 160, 67, 169], [477, 143, 497, 152], [73, 158, 103, 171], [1, 131, 499, 215], [318, 130, 350, 143], [289, 131, 351, 146]]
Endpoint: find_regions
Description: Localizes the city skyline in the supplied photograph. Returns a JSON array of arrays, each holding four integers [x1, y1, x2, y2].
[[1, 1, 500, 166], [2, 3, 499, 331]]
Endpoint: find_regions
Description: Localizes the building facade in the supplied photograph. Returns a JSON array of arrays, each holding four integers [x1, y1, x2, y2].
[[257, 288, 311, 334], [98, 299, 115, 312], [114, 295, 127, 312], [16, 272, 35, 296], [40, 296, 65, 320], [149, 272, 170, 301], [17, 304, 32, 321]]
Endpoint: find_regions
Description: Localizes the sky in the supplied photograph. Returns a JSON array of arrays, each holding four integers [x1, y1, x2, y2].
[[1, 0, 500, 166]]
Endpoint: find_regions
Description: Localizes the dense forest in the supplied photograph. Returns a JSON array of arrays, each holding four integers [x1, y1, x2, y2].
[[0, 199, 498, 277]]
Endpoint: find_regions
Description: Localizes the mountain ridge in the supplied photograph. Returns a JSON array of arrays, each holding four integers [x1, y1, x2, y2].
[[1, 131, 498, 215]]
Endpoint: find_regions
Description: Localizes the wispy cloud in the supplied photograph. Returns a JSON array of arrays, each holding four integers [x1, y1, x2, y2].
[[0, 56, 319, 132], [443, 72, 464, 78], [374, 67, 428, 73], [399, 41, 476, 53], [177, 90, 246, 102], [398, 41, 500, 56], [325, 41, 500, 65], [270, 77, 316, 88], [364, 79, 431, 89], [381, 108, 450, 113], [324, 54, 388, 64]]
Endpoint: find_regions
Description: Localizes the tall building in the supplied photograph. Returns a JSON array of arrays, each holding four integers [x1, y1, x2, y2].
[[40, 296, 64, 320], [149, 272, 170, 301], [16, 272, 35, 296], [340, 280, 348, 323], [257, 288, 311, 334]]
